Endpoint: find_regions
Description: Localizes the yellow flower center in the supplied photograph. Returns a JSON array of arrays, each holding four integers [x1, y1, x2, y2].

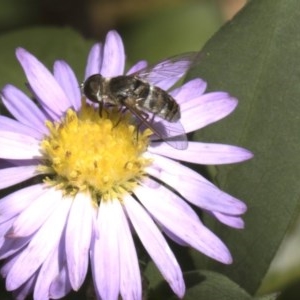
[[39, 99, 152, 203]]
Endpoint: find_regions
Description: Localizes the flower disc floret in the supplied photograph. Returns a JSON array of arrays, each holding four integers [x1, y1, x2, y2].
[[40, 101, 152, 202]]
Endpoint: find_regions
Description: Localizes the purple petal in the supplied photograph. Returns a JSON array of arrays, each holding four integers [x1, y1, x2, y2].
[[113, 199, 141, 300], [100, 30, 125, 77], [0, 218, 31, 261], [0, 218, 14, 237], [53, 60, 81, 110], [146, 162, 246, 215], [0, 220, 19, 259], [135, 184, 233, 264], [0, 131, 40, 159], [5, 197, 72, 291], [180, 92, 238, 133], [85, 43, 103, 79], [2, 251, 19, 277], [66, 192, 93, 290], [159, 223, 189, 246], [49, 265, 72, 299], [211, 211, 245, 229], [13, 273, 36, 300], [1, 85, 47, 132], [33, 245, 60, 299], [16, 48, 71, 118], [126, 60, 147, 75], [146, 152, 206, 179], [10, 188, 62, 237], [0, 184, 45, 224], [91, 200, 120, 300], [149, 142, 253, 164], [0, 115, 44, 139], [123, 193, 185, 298], [0, 165, 38, 190], [170, 78, 207, 104], [0, 234, 31, 260]]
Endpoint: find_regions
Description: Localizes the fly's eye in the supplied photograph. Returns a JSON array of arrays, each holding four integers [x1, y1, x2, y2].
[[83, 74, 103, 103]]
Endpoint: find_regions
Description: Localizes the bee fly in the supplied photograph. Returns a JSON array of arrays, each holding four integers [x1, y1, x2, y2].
[[82, 53, 196, 150]]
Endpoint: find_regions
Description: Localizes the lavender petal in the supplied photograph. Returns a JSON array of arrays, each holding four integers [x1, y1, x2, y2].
[[146, 163, 246, 215], [171, 78, 207, 103], [135, 184, 233, 264], [53, 60, 81, 111], [13, 273, 36, 300], [100, 30, 125, 77], [84, 43, 103, 79], [0, 131, 41, 159], [180, 92, 238, 133], [123, 193, 185, 298], [0, 115, 44, 139], [10, 188, 62, 238], [0, 166, 38, 190], [0, 184, 45, 224], [126, 60, 148, 75], [33, 245, 60, 299], [149, 142, 253, 165], [5, 197, 72, 291], [1, 84, 47, 132], [16, 48, 71, 118], [211, 211, 245, 229], [49, 265, 72, 299], [91, 200, 120, 300], [66, 192, 93, 290]]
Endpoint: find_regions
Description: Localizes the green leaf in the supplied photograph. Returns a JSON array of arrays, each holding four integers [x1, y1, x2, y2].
[[258, 217, 300, 294], [0, 27, 92, 97], [255, 294, 280, 300], [186, 0, 300, 295], [150, 270, 252, 300]]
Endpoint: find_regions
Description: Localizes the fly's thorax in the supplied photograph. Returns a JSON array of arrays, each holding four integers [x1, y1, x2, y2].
[[108, 76, 150, 103]]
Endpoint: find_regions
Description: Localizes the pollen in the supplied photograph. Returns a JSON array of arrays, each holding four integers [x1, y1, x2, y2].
[[39, 100, 152, 203]]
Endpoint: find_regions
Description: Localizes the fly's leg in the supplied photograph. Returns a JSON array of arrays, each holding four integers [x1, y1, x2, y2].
[[98, 101, 103, 118], [135, 110, 151, 142], [113, 106, 127, 128]]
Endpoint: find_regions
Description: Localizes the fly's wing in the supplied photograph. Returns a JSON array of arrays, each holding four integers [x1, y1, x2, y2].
[[150, 117, 188, 150], [125, 104, 188, 150], [130, 52, 198, 90]]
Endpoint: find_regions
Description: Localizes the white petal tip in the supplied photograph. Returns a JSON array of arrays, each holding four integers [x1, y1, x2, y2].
[[15, 47, 28, 60], [241, 149, 254, 161]]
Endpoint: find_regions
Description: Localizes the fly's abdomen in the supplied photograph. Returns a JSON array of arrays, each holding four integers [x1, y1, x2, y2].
[[140, 85, 180, 122]]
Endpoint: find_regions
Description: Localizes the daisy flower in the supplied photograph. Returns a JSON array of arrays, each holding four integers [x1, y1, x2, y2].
[[0, 30, 253, 300]]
